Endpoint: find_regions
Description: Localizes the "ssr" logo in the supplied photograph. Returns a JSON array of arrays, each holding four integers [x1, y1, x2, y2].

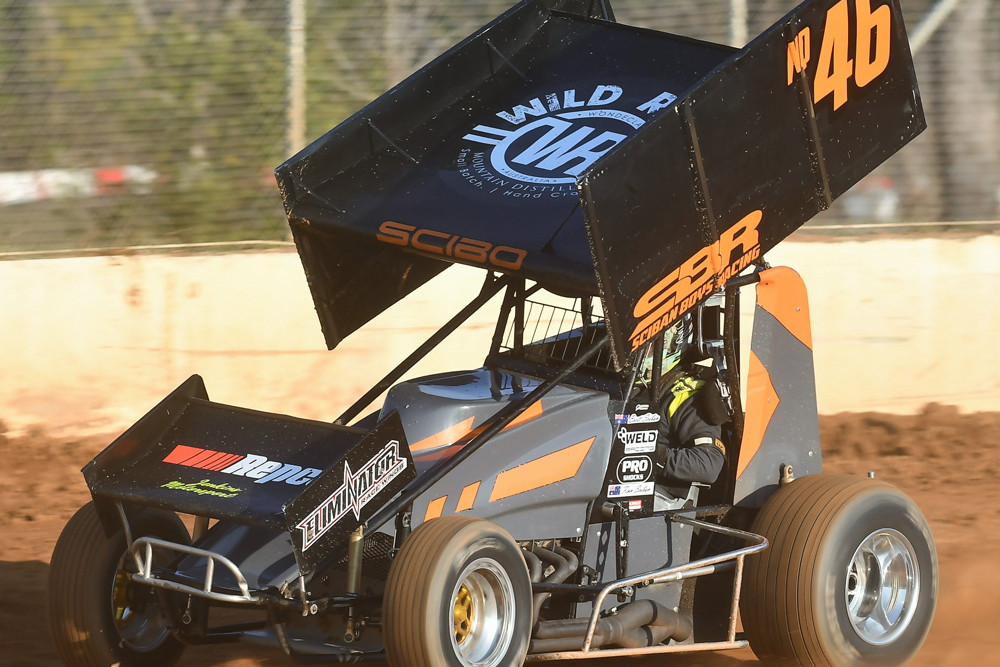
[[629, 210, 762, 351]]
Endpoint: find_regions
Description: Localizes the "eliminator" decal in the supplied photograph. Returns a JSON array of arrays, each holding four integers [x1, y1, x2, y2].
[[296, 440, 408, 551]]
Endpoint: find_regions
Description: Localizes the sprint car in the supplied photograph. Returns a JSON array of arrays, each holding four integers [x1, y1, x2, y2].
[[49, 0, 937, 665]]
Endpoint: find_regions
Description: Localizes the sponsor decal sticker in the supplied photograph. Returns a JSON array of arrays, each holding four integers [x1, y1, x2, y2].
[[624, 441, 657, 455], [616, 427, 657, 445], [616, 456, 653, 484], [377, 221, 527, 271], [606, 482, 655, 498], [297, 440, 408, 551], [617, 425, 658, 453], [457, 84, 676, 199], [613, 413, 660, 425], [628, 413, 660, 425], [161, 479, 243, 498], [163, 444, 321, 486], [629, 210, 763, 352], [628, 499, 644, 512]]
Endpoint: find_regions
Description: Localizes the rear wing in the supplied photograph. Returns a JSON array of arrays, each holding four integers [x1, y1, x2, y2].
[[276, 0, 923, 368]]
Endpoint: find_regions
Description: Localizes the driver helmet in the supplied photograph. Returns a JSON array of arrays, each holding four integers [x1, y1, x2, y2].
[[639, 314, 693, 383]]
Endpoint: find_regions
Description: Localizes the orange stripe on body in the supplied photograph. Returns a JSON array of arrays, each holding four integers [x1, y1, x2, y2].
[[756, 266, 812, 349], [738, 351, 780, 478], [455, 482, 481, 512], [505, 400, 543, 429], [411, 401, 545, 461], [489, 437, 595, 502], [424, 495, 447, 522], [409, 417, 476, 453]]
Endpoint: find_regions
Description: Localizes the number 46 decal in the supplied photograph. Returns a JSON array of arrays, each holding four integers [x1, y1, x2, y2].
[[787, 0, 892, 111]]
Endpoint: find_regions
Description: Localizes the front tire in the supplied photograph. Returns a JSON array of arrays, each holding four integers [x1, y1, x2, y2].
[[48, 502, 189, 667], [741, 473, 937, 667], [383, 515, 531, 667]]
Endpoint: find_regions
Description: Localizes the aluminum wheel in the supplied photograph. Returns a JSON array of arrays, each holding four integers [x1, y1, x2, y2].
[[384, 516, 531, 667], [744, 474, 936, 666], [449, 557, 517, 666], [49, 502, 187, 667], [846, 528, 920, 646], [110, 556, 174, 651]]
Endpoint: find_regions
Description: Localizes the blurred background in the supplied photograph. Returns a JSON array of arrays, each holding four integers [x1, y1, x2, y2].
[[0, 0, 997, 436], [1, 0, 998, 254]]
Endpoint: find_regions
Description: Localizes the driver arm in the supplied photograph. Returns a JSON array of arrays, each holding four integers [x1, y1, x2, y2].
[[660, 392, 726, 485]]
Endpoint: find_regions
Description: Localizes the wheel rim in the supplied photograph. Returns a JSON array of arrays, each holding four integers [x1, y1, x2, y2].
[[110, 554, 173, 651], [449, 557, 516, 666], [845, 528, 920, 646]]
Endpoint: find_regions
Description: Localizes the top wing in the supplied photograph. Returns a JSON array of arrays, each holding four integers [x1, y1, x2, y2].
[[276, 0, 923, 366]]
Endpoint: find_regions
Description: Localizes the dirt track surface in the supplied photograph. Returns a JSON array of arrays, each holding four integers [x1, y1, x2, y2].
[[4, 403, 999, 666]]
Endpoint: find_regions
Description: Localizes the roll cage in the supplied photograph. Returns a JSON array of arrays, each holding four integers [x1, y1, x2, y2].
[[333, 267, 753, 522]]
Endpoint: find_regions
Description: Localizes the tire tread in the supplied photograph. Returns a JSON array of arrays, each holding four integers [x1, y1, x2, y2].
[[383, 515, 528, 667], [743, 473, 893, 667], [47, 503, 188, 667]]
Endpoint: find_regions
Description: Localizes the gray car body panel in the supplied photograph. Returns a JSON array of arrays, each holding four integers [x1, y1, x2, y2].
[[577, 514, 694, 619], [382, 367, 614, 540]]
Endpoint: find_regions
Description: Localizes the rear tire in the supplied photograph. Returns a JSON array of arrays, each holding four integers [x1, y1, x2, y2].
[[741, 473, 937, 667], [383, 515, 531, 667], [48, 502, 189, 667]]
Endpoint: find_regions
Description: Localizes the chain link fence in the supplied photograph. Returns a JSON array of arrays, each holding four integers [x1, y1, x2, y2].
[[1, 0, 997, 254]]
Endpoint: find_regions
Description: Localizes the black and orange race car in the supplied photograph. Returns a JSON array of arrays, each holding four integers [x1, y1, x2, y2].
[[48, 1, 937, 666]]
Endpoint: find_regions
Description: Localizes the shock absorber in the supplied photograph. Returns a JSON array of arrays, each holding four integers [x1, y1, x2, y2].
[[344, 525, 364, 642]]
